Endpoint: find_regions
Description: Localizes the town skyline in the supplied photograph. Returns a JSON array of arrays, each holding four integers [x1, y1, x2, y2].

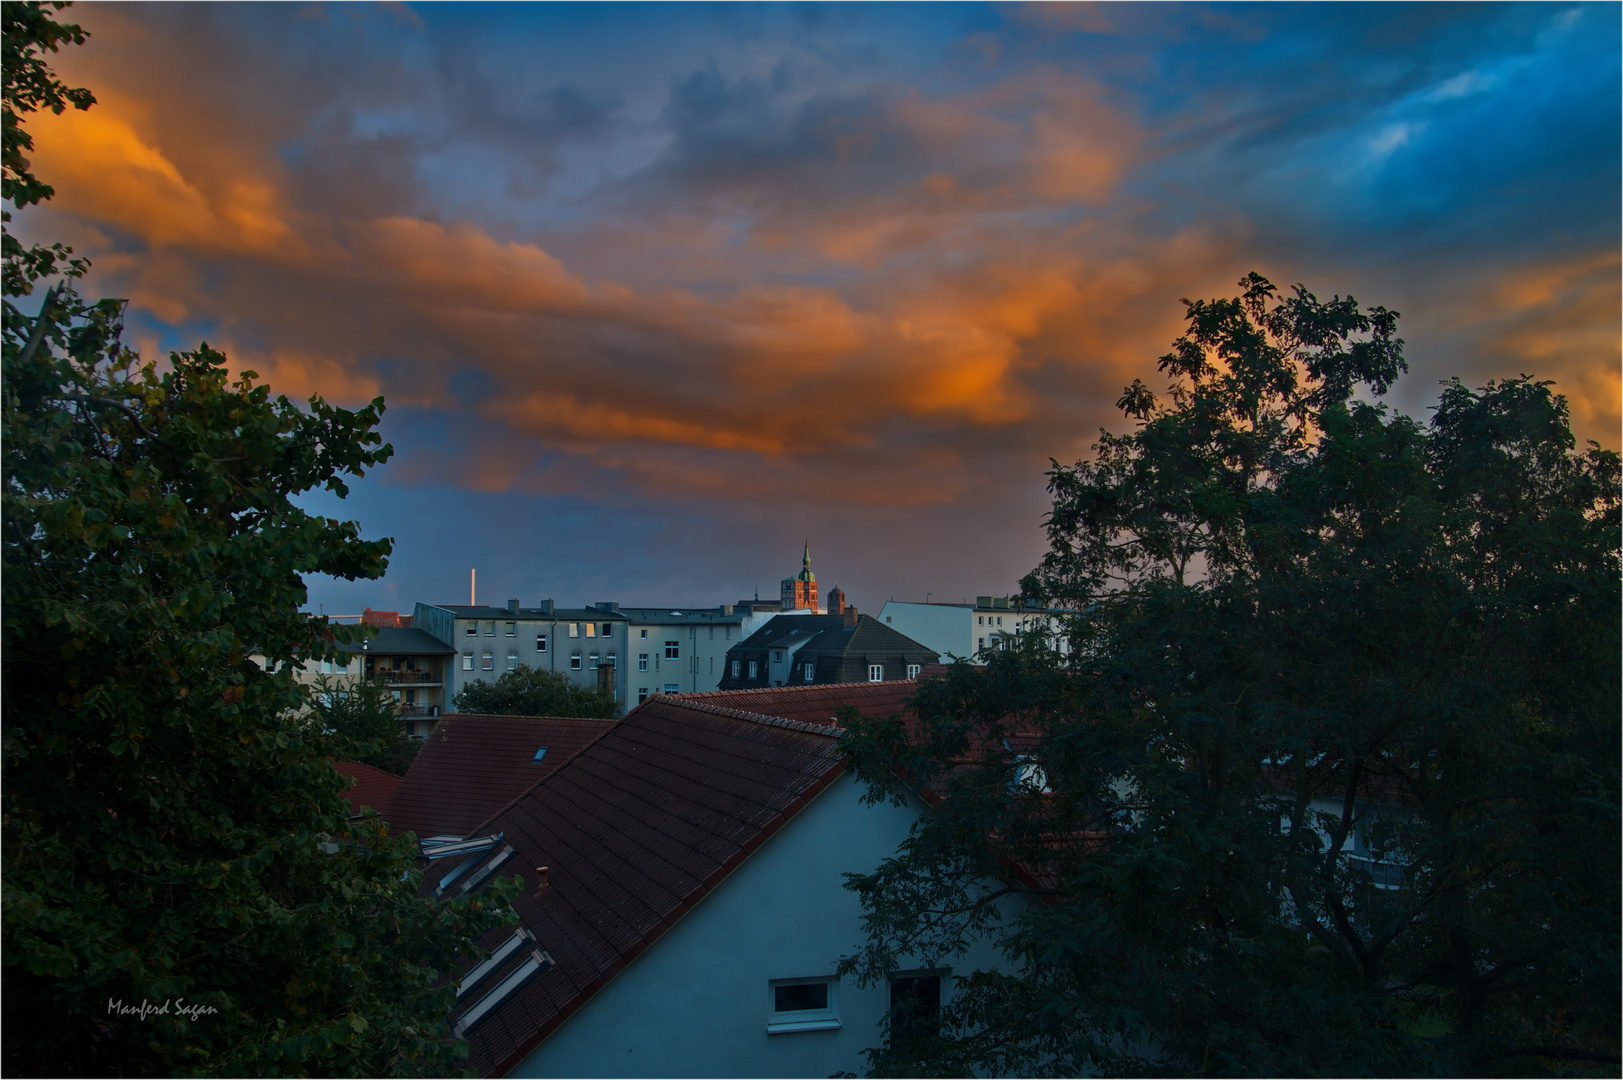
[[13, 2, 1618, 616]]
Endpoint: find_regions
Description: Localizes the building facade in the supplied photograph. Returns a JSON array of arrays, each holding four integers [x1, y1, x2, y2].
[[877, 596, 1074, 661], [414, 600, 749, 710]]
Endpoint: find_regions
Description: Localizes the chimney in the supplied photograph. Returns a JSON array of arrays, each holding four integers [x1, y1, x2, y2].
[[541, 598, 555, 616], [533, 866, 551, 898], [597, 661, 615, 693], [843, 606, 859, 627], [507, 598, 520, 614]]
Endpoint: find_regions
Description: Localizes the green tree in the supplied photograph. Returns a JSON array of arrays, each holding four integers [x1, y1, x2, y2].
[[451, 662, 618, 718], [839, 274, 1620, 1077], [311, 675, 421, 777], [2, 5, 512, 1074]]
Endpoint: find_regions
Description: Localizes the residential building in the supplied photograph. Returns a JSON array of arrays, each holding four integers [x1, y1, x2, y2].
[[414, 600, 750, 709], [425, 691, 1014, 1078], [717, 611, 939, 690], [877, 595, 1074, 661], [384, 714, 613, 841], [342, 627, 457, 737]]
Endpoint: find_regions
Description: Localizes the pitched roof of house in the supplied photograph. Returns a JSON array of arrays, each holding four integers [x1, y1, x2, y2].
[[734, 613, 937, 659], [673, 679, 918, 727], [331, 759, 404, 818], [383, 715, 614, 840], [435, 695, 847, 1077], [337, 626, 455, 656]]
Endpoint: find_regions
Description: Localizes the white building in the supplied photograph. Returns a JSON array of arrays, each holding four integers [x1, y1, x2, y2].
[[877, 596, 1073, 661]]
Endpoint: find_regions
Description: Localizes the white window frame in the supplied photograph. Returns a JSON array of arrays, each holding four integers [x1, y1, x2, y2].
[[589, 652, 600, 668], [868, 664, 884, 682], [747, 660, 757, 679], [731, 659, 740, 678], [606, 651, 617, 668], [638, 687, 650, 703], [506, 652, 519, 670], [504, 621, 517, 637], [907, 664, 921, 679], [570, 652, 582, 671], [638, 654, 649, 671], [804, 662, 815, 682], [599, 623, 612, 638], [483, 620, 495, 636], [536, 633, 548, 653], [462, 653, 474, 671], [640, 628, 648, 639], [466, 622, 478, 637], [481, 651, 494, 671], [767, 976, 840, 1034], [568, 623, 579, 638], [665, 640, 680, 660], [664, 683, 679, 694], [586, 623, 596, 638]]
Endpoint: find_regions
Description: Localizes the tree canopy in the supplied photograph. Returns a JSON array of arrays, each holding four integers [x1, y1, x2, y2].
[[839, 274, 1621, 1077], [2, 5, 511, 1074], [451, 662, 619, 719], [310, 675, 422, 777]]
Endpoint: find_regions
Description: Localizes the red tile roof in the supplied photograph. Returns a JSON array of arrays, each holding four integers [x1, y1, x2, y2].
[[671, 679, 917, 727], [331, 759, 404, 817], [435, 695, 847, 1077], [383, 715, 614, 840]]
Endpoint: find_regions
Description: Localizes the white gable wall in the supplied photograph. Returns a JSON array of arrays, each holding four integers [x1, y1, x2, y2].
[[509, 772, 1015, 1078]]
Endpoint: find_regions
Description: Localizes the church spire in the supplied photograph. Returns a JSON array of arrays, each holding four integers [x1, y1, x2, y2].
[[803, 540, 811, 573]]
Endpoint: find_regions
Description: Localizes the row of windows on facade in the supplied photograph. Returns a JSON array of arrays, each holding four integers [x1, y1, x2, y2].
[[466, 621, 735, 640], [461, 643, 703, 672], [730, 659, 922, 683]]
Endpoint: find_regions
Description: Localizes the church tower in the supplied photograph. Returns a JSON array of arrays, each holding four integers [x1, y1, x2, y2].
[[780, 542, 819, 612], [826, 584, 845, 616]]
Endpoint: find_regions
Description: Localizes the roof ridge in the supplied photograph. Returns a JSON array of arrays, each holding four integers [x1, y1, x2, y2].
[[645, 694, 844, 740], [676, 679, 917, 701]]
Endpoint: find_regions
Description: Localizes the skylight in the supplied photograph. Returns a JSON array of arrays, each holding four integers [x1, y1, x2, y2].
[[453, 949, 554, 1037], [421, 833, 503, 860], [532, 746, 548, 762], [433, 850, 489, 896], [457, 843, 516, 895], [456, 927, 535, 999]]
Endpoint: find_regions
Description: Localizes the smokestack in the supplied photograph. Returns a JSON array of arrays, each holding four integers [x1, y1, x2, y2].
[[507, 598, 519, 614], [470, 569, 476, 606], [843, 606, 859, 627], [533, 866, 551, 898]]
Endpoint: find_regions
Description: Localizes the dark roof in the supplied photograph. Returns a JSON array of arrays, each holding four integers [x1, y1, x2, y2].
[[337, 626, 455, 656], [383, 715, 614, 840], [733, 613, 937, 660], [436, 696, 847, 1077], [673, 680, 918, 726], [613, 607, 745, 626], [331, 760, 403, 817]]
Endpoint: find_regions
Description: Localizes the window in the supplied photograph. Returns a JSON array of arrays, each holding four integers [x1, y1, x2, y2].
[[589, 652, 599, 668], [869, 664, 884, 682], [531, 746, 548, 763], [907, 664, 921, 679], [767, 977, 839, 1034], [803, 662, 815, 682], [568, 623, 579, 638], [726, 626, 733, 639], [772, 650, 784, 662], [638, 653, 649, 671], [640, 628, 648, 639], [462, 653, 474, 671], [664, 683, 680, 694], [886, 616, 892, 623], [504, 621, 517, 637], [887, 973, 943, 1056], [482, 651, 494, 671], [483, 620, 495, 636], [506, 652, 519, 670], [665, 640, 680, 660], [978, 615, 984, 626], [536, 633, 548, 653], [585, 622, 595, 638], [731, 659, 740, 678], [599, 623, 612, 638], [606, 652, 617, 668], [747, 660, 758, 679], [977, 637, 985, 650], [638, 687, 650, 703], [570, 652, 582, 670], [466, 622, 478, 637], [997, 617, 1003, 626], [708, 626, 714, 639]]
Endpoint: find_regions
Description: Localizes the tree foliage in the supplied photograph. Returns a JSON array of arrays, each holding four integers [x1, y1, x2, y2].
[[311, 675, 422, 777], [840, 274, 1621, 1077], [2, 6, 511, 1074], [451, 662, 618, 719]]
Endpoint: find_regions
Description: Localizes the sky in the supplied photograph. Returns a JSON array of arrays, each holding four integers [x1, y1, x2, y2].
[[17, 1, 1620, 617]]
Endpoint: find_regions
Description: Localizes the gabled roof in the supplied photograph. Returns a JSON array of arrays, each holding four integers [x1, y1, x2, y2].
[[733, 613, 938, 661], [383, 715, 614, 840], [673, 680, 918, 727], [332, 759, 404, 817], [338, 626, 456, 656], [434, 696, 847, 1077]]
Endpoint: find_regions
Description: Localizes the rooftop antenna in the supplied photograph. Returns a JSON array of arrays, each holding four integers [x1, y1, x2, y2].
[[471, 568, 476, 607]]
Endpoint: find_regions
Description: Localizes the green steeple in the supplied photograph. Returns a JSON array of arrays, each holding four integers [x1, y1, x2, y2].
[[798, 540, 815, 582]]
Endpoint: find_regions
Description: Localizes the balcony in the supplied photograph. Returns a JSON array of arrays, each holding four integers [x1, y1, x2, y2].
[[397, 703, 442, 719], [372, 669, 442, 686]]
